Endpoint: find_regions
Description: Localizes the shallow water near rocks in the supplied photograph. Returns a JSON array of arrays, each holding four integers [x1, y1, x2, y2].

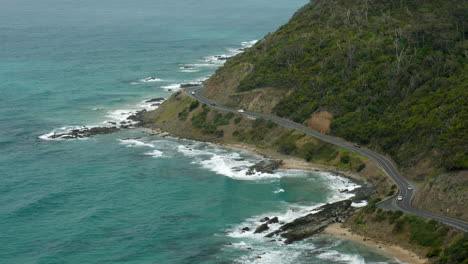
[[1, 0, 400, 263]]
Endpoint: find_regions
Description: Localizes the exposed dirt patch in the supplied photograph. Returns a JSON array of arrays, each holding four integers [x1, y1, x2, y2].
[[307, 111, 333, 133]]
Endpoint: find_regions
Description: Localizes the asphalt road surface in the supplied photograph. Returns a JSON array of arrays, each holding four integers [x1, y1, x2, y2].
[[184, 86, 468, 232]]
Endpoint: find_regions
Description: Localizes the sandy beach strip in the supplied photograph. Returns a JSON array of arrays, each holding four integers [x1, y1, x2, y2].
[[323, 223, 428, 264]]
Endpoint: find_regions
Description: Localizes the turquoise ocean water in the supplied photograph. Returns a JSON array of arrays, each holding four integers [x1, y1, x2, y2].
[[1, 0, 400, 263]]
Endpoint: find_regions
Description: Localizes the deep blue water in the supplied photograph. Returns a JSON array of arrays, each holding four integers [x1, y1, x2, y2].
[[1, 1, 400, 263]]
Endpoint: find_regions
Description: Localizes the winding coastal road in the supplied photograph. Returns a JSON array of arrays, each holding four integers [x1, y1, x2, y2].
[[184, 86, 468, 232]]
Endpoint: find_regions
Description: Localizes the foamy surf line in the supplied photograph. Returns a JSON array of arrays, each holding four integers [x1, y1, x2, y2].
[[219, 168, 365, 264], [179, 40, 259, 73], [176, 143, 290, 180], [40, 39, 259, 141], [225, 172, 361, 238], [39, 125, 96, 141], [131, 76, 164, 84], [40, 98, 165, 140]]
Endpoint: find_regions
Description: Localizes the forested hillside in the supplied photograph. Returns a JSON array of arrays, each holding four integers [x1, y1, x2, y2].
[[211, 0, 467, 171]]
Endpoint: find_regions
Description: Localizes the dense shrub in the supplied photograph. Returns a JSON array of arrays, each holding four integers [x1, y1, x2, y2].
[[221, 0, 467, 170], [436, 234, 468, 264]]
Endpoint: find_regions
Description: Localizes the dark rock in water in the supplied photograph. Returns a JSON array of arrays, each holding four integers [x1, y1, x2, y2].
[[242, 227, 250, 232], [308, 250, 325, 255], [232, 166, 247, 172], [260, 217, 270, 222], [180, 83, 200, 88], [145, 97, 165, 103], [351, 185, 375, 202], [214, 55, 232, 61], [254, 223, 269, 233], [127, 109, 147, 124], [49, 126, 120, 139], [247, 160, 283, 175], [265, 200, 355, 244], [267, 217, 279, 224], [123, 137, 142, 140]]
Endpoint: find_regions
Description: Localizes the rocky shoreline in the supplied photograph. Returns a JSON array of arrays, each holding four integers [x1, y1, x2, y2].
[[263, 200, 356, 244], [144, 127, 377, 245], [229, 158, 375, 244], [49, 104, 376, 246], [44, 97, 165, 140]]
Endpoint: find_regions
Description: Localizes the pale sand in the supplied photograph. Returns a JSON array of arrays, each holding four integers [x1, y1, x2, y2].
[[323, 223, 428, 264]]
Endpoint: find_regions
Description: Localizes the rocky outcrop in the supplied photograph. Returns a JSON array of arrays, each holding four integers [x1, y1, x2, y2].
[[47, 97, 166, 140], [49, 126, 120, 139], [247, 160, 283, 175], [145, 98, 165, 103], [254, 223, 270, 233], [351, 185, 375, 202], [180, 83, 201, 88], [264, 200, 355, 244], [267, 217, 279, 224], [127, 109, 147, 123]]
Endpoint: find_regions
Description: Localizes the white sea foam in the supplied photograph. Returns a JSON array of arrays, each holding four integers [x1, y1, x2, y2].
[[39, 125, 95, 141], [223, 171, 362, 263], [226, 202, 324, 240], [274, 188, 285, 194], [319, 172, 360, 203], [106, 99, 163, 123], [179, 68, 199, 73], [352, 200, 368, 208], [161, 83, 182, 90], [140, 76, 163, 83], [144, 149, 164, 157], [41, 97, 164, 141], [316, 250, 366, 264], [241, 40, 258, 48], [118, 139, 155, 148], [203, 55, 231, 65], [177, 39, 258, 76], [176, 144, 288, 181]]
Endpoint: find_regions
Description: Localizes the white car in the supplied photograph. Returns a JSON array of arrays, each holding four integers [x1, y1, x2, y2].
[[191, 91, 195, 95], [397, 196, 403, 201], [237, 109, 244, 113], [407, 185, 413, 190]]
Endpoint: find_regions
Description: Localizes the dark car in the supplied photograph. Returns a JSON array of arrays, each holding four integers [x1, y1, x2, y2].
[[210, 102, 216, 106]]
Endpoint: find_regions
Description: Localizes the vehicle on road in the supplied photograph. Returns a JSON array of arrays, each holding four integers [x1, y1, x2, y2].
[[407, 185, 413, 190], [397, 196, 403, 201], [210, 102, 216, 106], [237, 109, 244, 113], [353, 143, 361, 148], [191, 91, 195, 95]]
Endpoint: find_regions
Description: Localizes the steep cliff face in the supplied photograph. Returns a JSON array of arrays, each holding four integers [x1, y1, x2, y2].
[[198, 0, 467, 220]]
